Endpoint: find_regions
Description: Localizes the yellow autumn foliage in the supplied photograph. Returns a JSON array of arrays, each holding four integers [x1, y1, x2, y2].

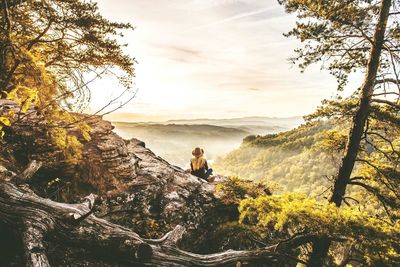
[[239, 193, 400, 265], [1, 0, 134, 162]]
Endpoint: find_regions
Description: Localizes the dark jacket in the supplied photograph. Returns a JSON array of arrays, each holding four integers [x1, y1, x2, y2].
[[190, 160, 208, 179]]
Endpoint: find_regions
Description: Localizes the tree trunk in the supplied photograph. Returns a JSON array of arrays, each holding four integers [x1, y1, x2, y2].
[[306, 235, 331, 267], [0, 181, 282, 267], [330, 0, 392, 207], [308, 0, 392, 265], [331, 0, 392, 207]]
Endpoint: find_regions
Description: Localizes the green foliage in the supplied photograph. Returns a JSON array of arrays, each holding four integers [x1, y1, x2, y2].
[[305, 98, 359, 121], [239, 193, 400, 266], [277, 0, 398, 91], [214, 121, 342, 196], [49, 128, 83, 164], [315, 129, 347, 153], [216, 176, 281, 205], [307, 98, 400, 220]]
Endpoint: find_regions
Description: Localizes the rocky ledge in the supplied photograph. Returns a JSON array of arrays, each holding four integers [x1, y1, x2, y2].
[[0, 100, 236, 246]]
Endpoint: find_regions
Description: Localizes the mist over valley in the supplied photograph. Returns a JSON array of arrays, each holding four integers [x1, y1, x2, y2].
[[112, 116, 303, 168]]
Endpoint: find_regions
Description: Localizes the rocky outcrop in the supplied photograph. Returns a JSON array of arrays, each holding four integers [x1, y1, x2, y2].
[[0, 100, 234, 242], [0, 100, 288, 267], [95, 136, 234, 238]]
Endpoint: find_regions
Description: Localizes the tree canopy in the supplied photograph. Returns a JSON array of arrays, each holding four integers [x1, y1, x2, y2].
[[0, 0, 135, 160]]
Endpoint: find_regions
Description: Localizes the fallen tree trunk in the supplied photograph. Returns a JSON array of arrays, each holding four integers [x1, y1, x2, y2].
[[0, 181, 280, 266]]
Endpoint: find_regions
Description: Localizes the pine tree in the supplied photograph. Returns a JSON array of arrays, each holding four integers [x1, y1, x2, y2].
[[277, 0, 398, 265]]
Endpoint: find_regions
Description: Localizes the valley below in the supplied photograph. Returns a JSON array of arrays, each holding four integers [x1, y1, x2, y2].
[[112, 116, 303, 168]]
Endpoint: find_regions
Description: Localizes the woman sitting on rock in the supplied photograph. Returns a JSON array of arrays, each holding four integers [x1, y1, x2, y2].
[[190, 147, 213, 181]]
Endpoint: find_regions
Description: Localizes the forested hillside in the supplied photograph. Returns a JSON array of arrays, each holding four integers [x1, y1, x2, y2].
[[214, 121, 345, 196]]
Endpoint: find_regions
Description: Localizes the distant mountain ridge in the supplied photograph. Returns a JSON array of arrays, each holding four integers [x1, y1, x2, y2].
[[112, 123, 250, 138], [166, 116, 303, 127]]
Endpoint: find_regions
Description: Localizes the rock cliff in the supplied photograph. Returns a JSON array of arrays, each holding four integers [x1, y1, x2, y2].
[[0, 99, 235, 244]]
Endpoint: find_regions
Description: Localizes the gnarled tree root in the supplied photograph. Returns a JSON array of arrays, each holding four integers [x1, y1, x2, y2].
[[0, 182, 281, 266]]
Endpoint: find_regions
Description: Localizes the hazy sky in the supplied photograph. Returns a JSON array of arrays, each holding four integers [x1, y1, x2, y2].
[[90, 0, 345, 122]]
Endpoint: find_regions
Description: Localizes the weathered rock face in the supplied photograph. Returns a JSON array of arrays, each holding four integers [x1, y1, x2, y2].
[[0, 99, 139, 194], [0, 100, 236, 244], [95, 137, 235, 239], [75, 115, 140, 193]]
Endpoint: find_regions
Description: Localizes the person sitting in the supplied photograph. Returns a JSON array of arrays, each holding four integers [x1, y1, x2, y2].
[[190, 147, 213, 181]]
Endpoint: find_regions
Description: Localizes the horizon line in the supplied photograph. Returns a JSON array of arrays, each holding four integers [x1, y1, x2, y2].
[[105, 114, 305, 124]]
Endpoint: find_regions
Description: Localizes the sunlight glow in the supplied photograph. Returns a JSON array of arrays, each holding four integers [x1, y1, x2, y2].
[[91, 0, 357, 122]]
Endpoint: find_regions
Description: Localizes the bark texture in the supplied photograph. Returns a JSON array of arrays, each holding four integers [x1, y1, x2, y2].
[[330, 0, 392, 208], [0, 179, 280, 267]]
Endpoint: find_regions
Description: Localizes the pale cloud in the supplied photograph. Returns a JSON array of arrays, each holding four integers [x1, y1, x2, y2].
[[185, 6, 278, 31], [91, 0, 342, 121]]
